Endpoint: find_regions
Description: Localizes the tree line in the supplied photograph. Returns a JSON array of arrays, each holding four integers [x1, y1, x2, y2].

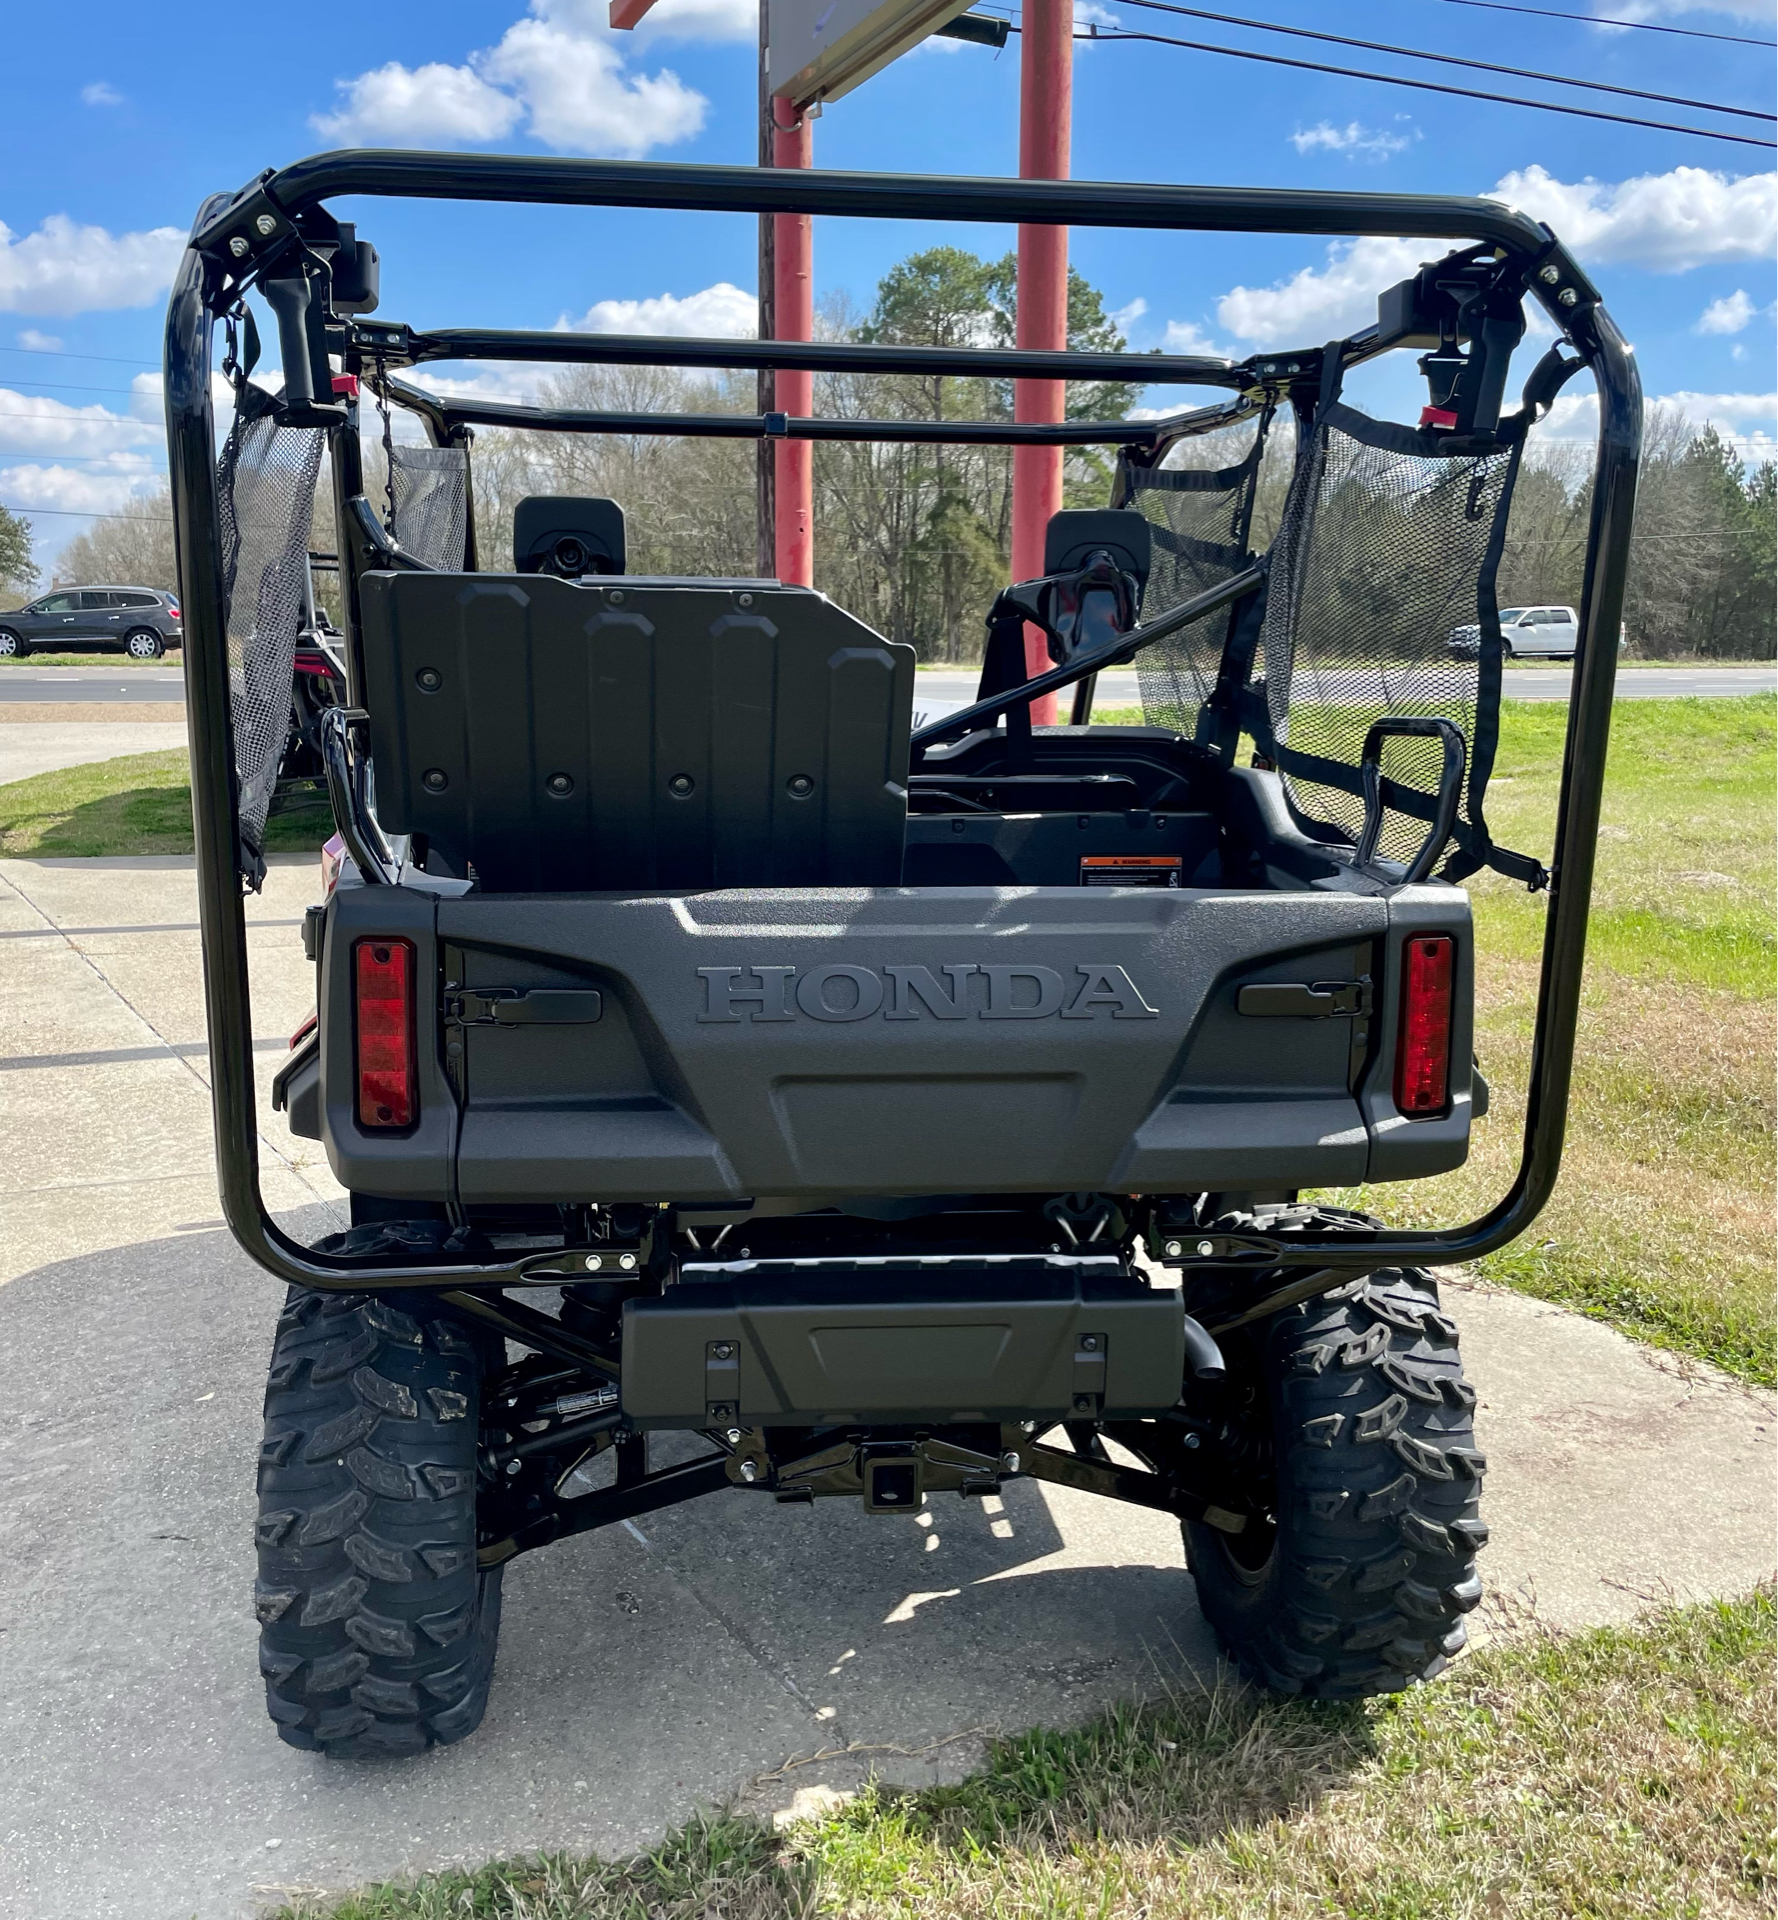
[[9, 246, 1772, 662]]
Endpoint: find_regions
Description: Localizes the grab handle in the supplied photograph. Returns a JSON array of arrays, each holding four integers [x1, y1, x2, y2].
[[1355, 716, 1466, 884]]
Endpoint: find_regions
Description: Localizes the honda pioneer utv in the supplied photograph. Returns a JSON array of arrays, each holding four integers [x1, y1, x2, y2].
[[164, 152, 1638, 1757]]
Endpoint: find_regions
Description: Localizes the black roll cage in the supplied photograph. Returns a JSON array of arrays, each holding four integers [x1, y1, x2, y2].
[[164, 149, 1641, 1299]]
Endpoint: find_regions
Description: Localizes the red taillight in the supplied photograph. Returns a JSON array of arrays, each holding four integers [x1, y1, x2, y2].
[[355, 938, 416, 1129], [1395, 934, 1454, 1117], [166, 602, 180, 618]]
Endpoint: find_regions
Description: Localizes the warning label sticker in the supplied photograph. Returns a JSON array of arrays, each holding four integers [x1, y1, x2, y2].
[[1079, 855, 1184, 888]]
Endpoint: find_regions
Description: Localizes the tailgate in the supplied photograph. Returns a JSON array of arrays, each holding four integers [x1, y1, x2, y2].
[[388, 884, 1473, 1204]]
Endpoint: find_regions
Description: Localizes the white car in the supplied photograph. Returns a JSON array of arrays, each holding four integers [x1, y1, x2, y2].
[[1449, 605, 1580, 660]]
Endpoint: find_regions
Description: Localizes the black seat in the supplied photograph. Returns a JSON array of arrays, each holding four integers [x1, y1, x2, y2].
[[514, 496, 626, 577], [359, 571, 914, 892]]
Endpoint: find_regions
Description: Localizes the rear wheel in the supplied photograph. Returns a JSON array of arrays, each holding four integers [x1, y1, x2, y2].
[[254, 1288, 504, 1756], [0, 628, 27, 658], [123, 627, 165, 659], [1185, 1268, 1486, 1699]]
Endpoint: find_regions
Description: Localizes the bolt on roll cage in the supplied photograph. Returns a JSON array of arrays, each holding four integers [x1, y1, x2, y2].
[[164, 150, 1642, 1300]]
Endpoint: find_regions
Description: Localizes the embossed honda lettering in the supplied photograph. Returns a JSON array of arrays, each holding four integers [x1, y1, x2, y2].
[[697, 963, 1157, 1022]]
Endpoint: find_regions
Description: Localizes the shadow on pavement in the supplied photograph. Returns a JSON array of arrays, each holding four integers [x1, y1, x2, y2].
[[0, 1214, 1223, 1920]]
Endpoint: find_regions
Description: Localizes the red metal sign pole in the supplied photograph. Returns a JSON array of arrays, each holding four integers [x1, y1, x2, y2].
[[1010, 0, 1072, 725], [772, 98, 816, 587]]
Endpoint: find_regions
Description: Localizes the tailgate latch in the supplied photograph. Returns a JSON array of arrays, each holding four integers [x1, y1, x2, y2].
[[445, 987, 604, 1026], [1236, 979, 1372, 1019]]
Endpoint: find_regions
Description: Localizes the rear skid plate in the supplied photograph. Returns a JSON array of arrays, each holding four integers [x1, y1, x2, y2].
[[618, 1263, 1187, 1428]]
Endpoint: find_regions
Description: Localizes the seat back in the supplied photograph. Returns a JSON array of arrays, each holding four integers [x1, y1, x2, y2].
[[360, 572, 914, 891], [514, 495, 626, 577], [1044, 508, 1153, 598]]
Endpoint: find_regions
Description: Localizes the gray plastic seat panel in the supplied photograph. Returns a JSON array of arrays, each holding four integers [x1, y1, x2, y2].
[[360, 572, 914, 891]]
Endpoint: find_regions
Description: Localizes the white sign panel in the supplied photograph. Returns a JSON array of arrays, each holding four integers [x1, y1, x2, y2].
[[769, 0, 978, 110]]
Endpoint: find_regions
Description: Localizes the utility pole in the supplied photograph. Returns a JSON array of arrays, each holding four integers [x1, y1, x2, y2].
[[770, 95, 816, 586], [1010, 0, 1072, 724], [756, 1, 776, 578]]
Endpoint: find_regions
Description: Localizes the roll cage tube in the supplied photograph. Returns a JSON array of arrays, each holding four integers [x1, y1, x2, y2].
[[164, 153, 1640, 1292]]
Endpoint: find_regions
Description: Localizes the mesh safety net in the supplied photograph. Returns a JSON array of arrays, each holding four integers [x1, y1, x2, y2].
[[1122, 412, 1268, 740], [388, 444, 468, 571], [1254, 402, 1522, 876], [216, 393, 324, 874]]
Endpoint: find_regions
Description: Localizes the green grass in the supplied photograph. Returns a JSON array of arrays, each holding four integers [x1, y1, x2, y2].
[[1361, 697, 1776, 1385], [277, 1589, 1775, 1920], [0, 650, 179, 669], [0, 748, 326, 857]]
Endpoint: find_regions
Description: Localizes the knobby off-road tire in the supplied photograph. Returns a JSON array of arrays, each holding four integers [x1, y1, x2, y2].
[[254, 1288, 504, 1756], [1186, 1267, 1487, 1699]]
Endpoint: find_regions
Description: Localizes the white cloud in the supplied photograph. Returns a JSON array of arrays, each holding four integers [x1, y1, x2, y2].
[[1159, 318, 1234, 357], [1488, 164, 1777, 273], [1537, 385, 1777, 461], [311, 60, 522, 143], [1216, 236, 1425, 347], [481, 13, 705, 153], [0, 216, 184, 318], [1108, 296, 1147, 334], [311, 0, 710, 157], [606, 0, 755, 42], [1291, 121, 1413, 160], [0, 387, 159, 460], [1697, 289, 1757, 333], [1216, 163, 1778, 346], [17, 329, 62, 352], [80, 81, 123, 107], [0, 457, 160, 522], [560, 282, 757, 335], [1597, 0, 1774, 20], [401, 364, 548, 407], [1660, 388, 1778, 434]]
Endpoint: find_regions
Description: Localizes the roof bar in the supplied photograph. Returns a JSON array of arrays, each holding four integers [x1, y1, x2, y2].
[[384, 325, 1246, 389]]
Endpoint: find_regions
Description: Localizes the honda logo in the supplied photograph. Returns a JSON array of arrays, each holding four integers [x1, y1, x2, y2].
[[697, 963, 1158, 1023]]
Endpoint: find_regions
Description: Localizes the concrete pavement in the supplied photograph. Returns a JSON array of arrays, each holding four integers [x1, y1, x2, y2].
[[2, 717, 189, 783], [0, 855, 1771, 1919]]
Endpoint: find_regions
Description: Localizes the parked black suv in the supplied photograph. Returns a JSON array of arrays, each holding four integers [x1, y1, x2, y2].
[[0, 585, 182, 658]]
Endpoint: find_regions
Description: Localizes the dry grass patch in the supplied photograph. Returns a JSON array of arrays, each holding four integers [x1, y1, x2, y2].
[[278, 1590, 1775, 1920]]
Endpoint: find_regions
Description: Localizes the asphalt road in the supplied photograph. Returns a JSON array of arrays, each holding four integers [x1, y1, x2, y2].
[[0, 663, 1774, 709], [912, 663, 1777, 715], [0, 666, 188, 702]]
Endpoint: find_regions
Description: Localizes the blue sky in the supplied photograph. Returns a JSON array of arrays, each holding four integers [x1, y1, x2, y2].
[[2, 0, 1773, 566]]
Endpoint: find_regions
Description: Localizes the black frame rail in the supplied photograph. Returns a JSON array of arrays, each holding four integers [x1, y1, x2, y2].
[[164, 150, 1640, 1295]]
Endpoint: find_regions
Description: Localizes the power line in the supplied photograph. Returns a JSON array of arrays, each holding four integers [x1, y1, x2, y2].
[[1112, 0, 1775, 121], [0, 345, 161, 368], [1071, 26, 1778, 146], [1420, 0, 1777, 49], [1, 504, 173, 520], [0, 379, 150, 399]]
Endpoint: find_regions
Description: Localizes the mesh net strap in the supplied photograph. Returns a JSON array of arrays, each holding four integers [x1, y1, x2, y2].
[[388, 444, 469, 572], [1251, 401, 1531, 879], [1122, 413, 1268, 745], [216, 391, 324, 878]]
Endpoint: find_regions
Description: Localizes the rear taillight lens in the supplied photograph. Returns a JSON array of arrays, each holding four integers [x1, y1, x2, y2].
[[166, 602, 180, 618], [355, 938, 416, 1128], [1395, 933, 1454, 1117]]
